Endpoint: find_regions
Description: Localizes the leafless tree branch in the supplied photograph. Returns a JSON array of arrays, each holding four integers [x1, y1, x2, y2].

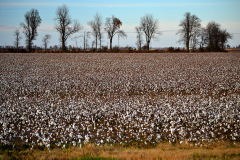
[[55, 5, 81, 52], [139, 14, 160, 51], [20, 9, 41, 52], [177, 12, 201, 52], [105, 15, 127, 51], [14, 29, 22, 52], [42, 34, 51, 50]]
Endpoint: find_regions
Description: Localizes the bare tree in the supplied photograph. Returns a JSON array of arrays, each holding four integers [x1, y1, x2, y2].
[[14, 29, 22, 52], [91, 40, 95, 51], [105, 15, 127, 51], [190, 26, 201, 51], [96, 14, 104, 51], [88, 13, 103, 52], [206, 21, 220, 51], [199, 28, 208, 50], [82, 30, 91, 52], [42, 34, 51, 50], [177, 12, 201, 52], [205, 21, 232, 51], [219, 29, 232, 51], [55, 5, 81, 52], [71, 35, 81, 49], [135, 26, 143, 50], [139, 14, 160, 51], [88, 19, 98, 52], [20, 9, 41, 52]]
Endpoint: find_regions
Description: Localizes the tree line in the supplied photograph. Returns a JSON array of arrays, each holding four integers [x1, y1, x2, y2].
[[13, 5, 232, 52], [177, 12, 232, 52]]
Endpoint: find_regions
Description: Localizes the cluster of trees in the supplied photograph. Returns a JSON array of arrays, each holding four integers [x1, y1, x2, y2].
[[177, 12, 232, 52], [13, 5, 232, 53]]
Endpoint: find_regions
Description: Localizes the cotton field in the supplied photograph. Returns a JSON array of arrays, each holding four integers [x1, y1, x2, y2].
[[0, 52, 239, 149]]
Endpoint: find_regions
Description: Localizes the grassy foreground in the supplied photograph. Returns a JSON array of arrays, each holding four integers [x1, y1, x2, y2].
[[0, 141, 239, 160]]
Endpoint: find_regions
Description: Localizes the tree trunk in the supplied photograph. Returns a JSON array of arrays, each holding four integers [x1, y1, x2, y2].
[[110, 37, 113, 51], [221, 43, 224, 51], [62, 37, 66, 52], [84, 40, 85, 52], [62, 42, 65, 52], [147, 40, 150, 51], [99, 38, 101, 51], [95, 35, 97, 52], [17, 42, 19, 53], [28, 39, 31, 52], [186, 42, 189, 52], [83, 34, 86, 52], [186, 34, 190, 52]]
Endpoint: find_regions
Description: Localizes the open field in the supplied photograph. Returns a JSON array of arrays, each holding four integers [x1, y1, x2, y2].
[[0, 52, 240, 159]]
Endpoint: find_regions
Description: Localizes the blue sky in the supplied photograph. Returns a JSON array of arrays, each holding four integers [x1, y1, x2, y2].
[[0, 0, 240, 48]]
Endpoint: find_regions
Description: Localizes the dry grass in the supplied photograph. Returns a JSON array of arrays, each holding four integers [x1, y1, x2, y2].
[[1, 142, 239, 160], [98, 142, 240, 160], [226, 48, 240, 52]]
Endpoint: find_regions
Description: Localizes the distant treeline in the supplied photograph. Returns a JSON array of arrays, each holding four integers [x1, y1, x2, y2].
[[2, 46, 239, 53], [8, 5, 234, 53]]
